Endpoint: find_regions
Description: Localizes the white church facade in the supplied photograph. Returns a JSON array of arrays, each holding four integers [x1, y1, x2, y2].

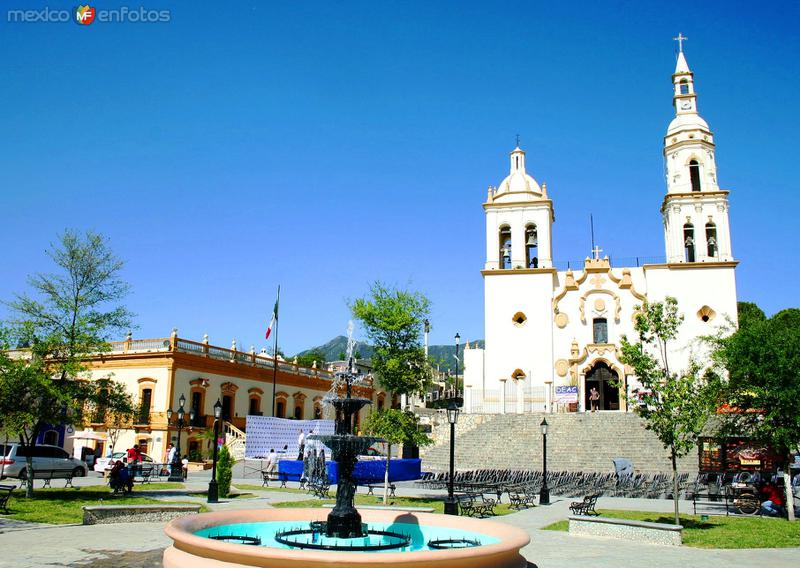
[[463, 46, 738, 414]]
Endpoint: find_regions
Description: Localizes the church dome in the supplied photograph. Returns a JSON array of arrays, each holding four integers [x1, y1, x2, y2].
[[495, 146, 543, 198], [667, 113, 709, 136]]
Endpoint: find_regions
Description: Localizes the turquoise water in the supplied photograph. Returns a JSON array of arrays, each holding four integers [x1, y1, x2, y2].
[[195, 521, 499, 553]]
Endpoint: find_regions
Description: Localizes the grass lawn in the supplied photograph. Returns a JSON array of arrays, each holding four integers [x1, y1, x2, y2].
[[272, 494, 515, 516], [542, 509, 800, 549], [0, 485, 203, 524], [235, 484, 309, 495]]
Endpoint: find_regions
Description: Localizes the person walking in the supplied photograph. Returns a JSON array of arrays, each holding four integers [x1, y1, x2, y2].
[[167, 443, 177, 476]]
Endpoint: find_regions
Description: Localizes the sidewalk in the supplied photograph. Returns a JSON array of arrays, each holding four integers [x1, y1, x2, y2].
[[0, 478, 797, 567]]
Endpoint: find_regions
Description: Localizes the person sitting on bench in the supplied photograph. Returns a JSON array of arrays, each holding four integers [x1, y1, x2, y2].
[[109, 460, 133, 495]]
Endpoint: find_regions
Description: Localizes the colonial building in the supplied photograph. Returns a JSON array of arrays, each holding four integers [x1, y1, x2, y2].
[[54, 330, 378, 462], [463, 46, 738, 413]]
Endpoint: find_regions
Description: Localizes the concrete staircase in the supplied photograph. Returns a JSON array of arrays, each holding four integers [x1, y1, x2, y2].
[[223, 421, 246, 461], [420, 413, 698, 476]]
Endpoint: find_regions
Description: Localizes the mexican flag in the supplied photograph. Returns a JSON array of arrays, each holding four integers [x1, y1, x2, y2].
[[265, 297, 279, 340]]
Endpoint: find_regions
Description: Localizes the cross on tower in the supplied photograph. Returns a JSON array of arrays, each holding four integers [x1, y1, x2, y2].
[[515, 134, 520, 147], [673, 33, 688, 52], [592, 245, 603, 260]]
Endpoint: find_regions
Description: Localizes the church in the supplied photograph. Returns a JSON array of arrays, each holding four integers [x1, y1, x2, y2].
[[462, 45, 738, 414]]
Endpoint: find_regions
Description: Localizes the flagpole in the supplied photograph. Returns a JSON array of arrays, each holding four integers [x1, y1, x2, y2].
[[271, 285, 280, 417]]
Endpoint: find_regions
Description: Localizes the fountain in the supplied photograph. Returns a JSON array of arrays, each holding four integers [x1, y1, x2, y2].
[[163, 325, 530, 567]]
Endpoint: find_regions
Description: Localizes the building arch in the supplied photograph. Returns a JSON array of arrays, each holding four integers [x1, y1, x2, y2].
[[498, 225, 512, 269], [683, 222, 696, 262], [705, 220, 718, 257], [524, 223, 538, 268], [583, 360, 621, 411]]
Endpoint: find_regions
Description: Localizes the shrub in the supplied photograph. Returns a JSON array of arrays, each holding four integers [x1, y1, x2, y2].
[[217, 445, 233, 497]]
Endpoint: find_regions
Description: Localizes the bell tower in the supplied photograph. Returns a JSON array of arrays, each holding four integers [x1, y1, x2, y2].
[[662, 36, 733, 263], [484, 145, 554, 270]]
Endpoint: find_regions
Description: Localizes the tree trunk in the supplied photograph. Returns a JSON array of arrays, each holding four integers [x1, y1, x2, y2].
[[671, 448, 680, 526], [784, 458, 795, 522], [0, 434, 7, 480], [383, 443, 391, 504], [25, 454, 34, 498]]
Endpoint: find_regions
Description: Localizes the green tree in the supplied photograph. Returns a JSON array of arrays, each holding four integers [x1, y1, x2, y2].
[[620, 297, 722, 525], [350, 283, 432, 396], [295, 349, 326, 368], [1, 230, 134, 496], [714, 305, 800, 521], [363, 409, 432, 503], [87, 376, 137, 456], [217, 445, 234, 498]]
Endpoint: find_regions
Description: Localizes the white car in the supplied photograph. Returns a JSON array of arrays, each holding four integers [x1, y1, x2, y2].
[[0, 443, 88, 479], [93, 451, 154, 472]]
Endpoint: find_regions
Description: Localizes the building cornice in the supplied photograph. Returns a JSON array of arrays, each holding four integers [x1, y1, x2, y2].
[[481, 268, 557, 276], [642, 261, 738, 271], [661, 190, 729, 213]]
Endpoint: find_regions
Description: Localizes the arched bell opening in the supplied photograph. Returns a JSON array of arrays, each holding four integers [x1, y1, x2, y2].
[[705, 221, 718, 257], [683, 223, 696, 263], [689, 160, 702, 192], [525, 224, 538, 268], [499, 225, 512, 269]]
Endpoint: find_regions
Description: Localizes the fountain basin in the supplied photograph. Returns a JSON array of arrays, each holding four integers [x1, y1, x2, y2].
[[164, 508, 530, 568]]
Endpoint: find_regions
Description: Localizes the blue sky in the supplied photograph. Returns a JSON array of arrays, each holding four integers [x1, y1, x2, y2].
[[1, 1, 798, 354]]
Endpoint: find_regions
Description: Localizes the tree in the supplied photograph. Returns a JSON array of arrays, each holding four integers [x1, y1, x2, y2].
[[295, 349, 326, 368], [217, 445, 234, 498], [714, 305, 800, 521], [87, 377, 137, 456], [363, 409, 432, 503], [1, 230, 134, 496], [620, 297, 722, 525], [351, 282, 432, 396], [0, 337, 71, 497]]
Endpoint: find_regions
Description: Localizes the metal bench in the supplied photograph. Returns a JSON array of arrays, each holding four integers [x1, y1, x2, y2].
[[508, 486, 537, 509], [38, 469, 77, 489], [457, 492, 497, 518], [0, 484, 15, 513], [261, 470, 278, 487], [569, 493, 600, 516], [306, 480, 331, 499], [366, 483, 396, 497]]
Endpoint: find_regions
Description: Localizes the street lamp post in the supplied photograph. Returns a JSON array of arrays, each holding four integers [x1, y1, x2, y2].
[[207, 399, 223, 503], [443, 402, 460, 515], [454, 332, 461, 406], [539, 417, 550, 505], [166, 393, 195, 482]]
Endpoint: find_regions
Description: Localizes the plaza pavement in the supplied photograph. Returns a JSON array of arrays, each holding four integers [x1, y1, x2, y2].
[[0, 470, 797, 567]]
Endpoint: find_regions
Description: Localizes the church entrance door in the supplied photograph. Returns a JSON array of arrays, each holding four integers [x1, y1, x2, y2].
[[585, 362, 620, 411]]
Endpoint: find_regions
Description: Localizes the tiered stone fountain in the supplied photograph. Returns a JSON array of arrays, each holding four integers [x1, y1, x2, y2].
[[163, 347, 530, 567]]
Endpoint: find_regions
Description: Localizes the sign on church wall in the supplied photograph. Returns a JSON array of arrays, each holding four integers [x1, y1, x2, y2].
[[555, 386, 578, 403]]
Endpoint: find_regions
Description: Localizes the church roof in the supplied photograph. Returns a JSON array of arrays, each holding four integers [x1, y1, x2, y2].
[[493, 146, 544, 201], [674, 51, 691, 74]]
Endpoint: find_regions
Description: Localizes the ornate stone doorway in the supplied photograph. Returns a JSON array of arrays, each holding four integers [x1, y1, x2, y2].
[[585, 361, 620, 410]]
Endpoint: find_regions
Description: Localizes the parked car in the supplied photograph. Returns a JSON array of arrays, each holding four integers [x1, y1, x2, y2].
[[0, 443, 88, 480], [93, 451, 154, 472]]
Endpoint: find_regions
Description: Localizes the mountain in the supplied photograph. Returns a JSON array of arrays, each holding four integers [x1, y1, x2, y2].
[[295, 336, 484, 373]]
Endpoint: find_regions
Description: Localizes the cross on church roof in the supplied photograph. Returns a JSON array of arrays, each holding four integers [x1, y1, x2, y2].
[[592, 245, 603, 260], [515, 134, 520, 147], [673, 33, 688, 52]]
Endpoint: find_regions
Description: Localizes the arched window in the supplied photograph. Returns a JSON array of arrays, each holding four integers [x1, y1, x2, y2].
[[498, 226, 512, 269], [592, 318, 608, 344], [689, 160, 701, 192], [525, 224, 538, 268], [683, 223, 696, 262], [705, 222, 718, 257], [276, 401, 285, 418], [679, 79, 689, 95]]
